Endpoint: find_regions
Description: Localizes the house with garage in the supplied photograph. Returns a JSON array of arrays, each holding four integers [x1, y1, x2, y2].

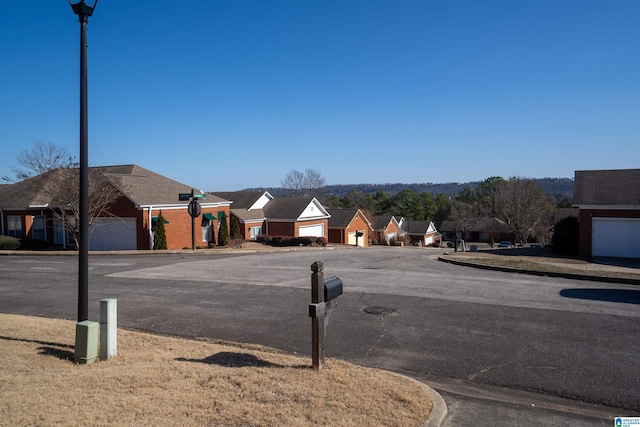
[[370, 215, 405, 245], [326, 208, 373, 247], [402, 220, 440, 247], [439, 217, 516, 244], [209, 192, 330, 239], [211, 191, 272, 240], [573, 169, 640, 258], [0, 164, 231, 251]]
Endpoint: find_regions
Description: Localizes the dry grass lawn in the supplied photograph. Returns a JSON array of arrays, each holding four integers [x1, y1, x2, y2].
[[0, 314, 431, 426]]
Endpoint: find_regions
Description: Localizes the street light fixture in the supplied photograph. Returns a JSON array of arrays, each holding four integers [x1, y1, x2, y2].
[[69, 0, 98, 322]]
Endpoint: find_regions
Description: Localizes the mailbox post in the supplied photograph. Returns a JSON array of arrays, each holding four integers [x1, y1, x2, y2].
[[310, 261, 325, 370], [309, 261, 343, 371]]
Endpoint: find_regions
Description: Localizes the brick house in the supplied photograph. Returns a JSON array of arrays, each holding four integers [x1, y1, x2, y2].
[[573, 169, 640, 258], [370, 215, 405, 245], [440, 217, 516, 244], [326, 208, 372, 247], [211, 191, 272, 240], [0, 164, 231, 251], [209, 192, 330, 239], [403, 220, 440, 247]]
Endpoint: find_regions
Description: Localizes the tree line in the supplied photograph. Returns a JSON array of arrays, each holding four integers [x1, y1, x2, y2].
[[282, 170, 559, 245]]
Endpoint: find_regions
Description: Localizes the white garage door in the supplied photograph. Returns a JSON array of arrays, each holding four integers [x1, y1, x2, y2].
[[592, 218, 640, 258], [299, 223, 324, 237], [347, 231, 366, 247], [90, 218, 137, 251]]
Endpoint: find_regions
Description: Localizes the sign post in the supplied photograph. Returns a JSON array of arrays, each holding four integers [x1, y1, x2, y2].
[[179, 189, 204, 250]]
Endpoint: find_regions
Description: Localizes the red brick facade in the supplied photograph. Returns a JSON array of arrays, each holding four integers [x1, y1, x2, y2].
[[328, 214, 370, 246], [578, 209, 640, 257], [145, 206, 230, 250]]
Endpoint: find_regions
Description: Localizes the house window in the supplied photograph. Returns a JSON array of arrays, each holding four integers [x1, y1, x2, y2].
[[32, 216, 46, 241], [66, 217, 77, 247], [249, 226, 262, 240], [202, 213, 216, 243], [53, 219, 65, 245], [7, 216, 22, 238]]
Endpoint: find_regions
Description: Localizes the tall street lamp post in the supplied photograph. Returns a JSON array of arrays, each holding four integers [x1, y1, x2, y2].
[[69, 0, 98, 322]]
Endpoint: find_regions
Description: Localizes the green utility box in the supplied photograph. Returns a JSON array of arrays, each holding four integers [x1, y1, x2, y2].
[[75, 320, 99, 365]]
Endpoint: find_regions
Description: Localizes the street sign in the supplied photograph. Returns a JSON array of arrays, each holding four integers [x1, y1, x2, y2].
[[188, 199, 201, 218], [179, 191, 204, 201]]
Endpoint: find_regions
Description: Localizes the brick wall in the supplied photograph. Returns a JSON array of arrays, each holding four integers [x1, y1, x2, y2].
[[148, 206, 230, 250], [578, 208, 640, 257]]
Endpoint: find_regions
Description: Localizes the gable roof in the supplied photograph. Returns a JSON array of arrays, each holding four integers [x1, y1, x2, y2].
[[574, 169, 640, 206], [0, 164, 230, 209], [210, 191, 272, 210], [102, 164, 230, 207], [371, 215, 400, 231], [263, 197, 330, 220], [326, 208, 372, 229], [404, 220, 437, 235], [326, 208, 358, 227], [0, 169, 71, 208]]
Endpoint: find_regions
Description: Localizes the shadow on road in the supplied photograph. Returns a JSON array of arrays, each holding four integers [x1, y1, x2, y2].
[[593, 257, 640, 270], [560, 288, 640, 305]]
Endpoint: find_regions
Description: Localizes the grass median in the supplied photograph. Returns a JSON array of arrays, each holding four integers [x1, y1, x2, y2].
[[0, 314, 431, 426]]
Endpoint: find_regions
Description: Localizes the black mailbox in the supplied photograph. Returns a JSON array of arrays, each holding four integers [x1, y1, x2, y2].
[[324, 277, 343, 301]]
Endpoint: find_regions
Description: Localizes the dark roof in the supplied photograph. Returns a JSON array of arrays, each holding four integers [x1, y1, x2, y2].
[[404, 220, 435, 234], [440, 217, 512, 233], [0, 164, 230, 208], [0, 169, 69, 208], [210, 191, 266, 209], [263, 197, 327, 220], [327, 208, 359, 228], [102, 165, 229, 207], [371, 215, 391, 230], [574, 169, 640, 205]]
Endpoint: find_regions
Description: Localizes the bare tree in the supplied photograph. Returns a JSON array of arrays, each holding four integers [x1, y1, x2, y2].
[[497, 177, 555, 245], [451, 200, 476, 240], [302, 168, 326, 191], [47, 168, 123, 248], [281, 170, 305, 195], [3, 140, 77, 182], [281, 168, 326, 196]]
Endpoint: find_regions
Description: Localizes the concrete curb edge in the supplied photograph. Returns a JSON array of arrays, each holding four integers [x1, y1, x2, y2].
[[437, 256, 640, 286], [385, 371, 448, 427]]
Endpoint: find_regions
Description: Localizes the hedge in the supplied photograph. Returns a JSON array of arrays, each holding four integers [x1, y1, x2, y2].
[[0, 236, 21, 250], [256, 235, 327, 247]]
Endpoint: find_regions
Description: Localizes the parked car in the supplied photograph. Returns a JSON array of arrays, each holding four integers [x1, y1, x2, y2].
[[497, 241, 513, 248]]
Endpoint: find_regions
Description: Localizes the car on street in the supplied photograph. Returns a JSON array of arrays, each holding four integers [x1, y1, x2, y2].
[[497, 241, 513, 248]]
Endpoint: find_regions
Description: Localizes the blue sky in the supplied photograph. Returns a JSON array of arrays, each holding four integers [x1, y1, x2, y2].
[[2, 1, 638, 191]]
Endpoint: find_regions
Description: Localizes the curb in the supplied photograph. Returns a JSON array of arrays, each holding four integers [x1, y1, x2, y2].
[[438, 256, 640, 286], [0, 245, 348, 257], [385, 372, 448, 427], [422, 381, 448, 427]]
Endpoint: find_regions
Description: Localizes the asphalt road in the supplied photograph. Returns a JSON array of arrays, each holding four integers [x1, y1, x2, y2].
[[1, 247, 638, 425]]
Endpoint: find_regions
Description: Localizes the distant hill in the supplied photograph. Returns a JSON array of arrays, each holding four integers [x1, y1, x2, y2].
[[245, 177, 575, 202]]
